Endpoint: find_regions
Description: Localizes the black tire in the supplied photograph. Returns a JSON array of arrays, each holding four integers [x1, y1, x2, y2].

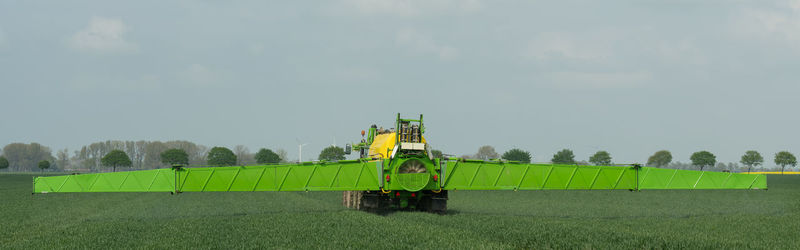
[[430, 190, 448, 214]]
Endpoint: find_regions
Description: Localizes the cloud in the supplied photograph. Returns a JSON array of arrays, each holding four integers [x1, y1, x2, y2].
[[525, 32, 614, 62], [69, 17, 137, 53], [523, 32, 651, 89], [653, 39, 708, 66], [177, 64, 231, 87], [547, 71, 652, 90], [736, 1, 800, 51], [248, 43, 266, 55], [0, 26, 6, 47], [396, 29, 458, 60], [331, 66, 381, 82], [525, 27, 714, 67], [69, 74, 162, 92], [342, 0, 481, 17], [522, 30, 699, 89]]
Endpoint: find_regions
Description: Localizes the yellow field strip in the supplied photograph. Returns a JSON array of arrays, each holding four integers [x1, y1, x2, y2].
[[741, 172, 800, 175]]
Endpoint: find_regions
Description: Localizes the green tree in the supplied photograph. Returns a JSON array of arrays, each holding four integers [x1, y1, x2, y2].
[[38, 160, 50, 173], [161, 148, 189, 166], [739, 150, 764, 173], [207, 147, 237, 166], [774, 151, 797, 174], [318, 146, 345, 161], [101, 150, 132, 172], [430, 150, 444, 159], [0, 156, 8, 171], [589, 151, 612, 166], [502, 148, 532, 163], [690, 151, 716, 171], [255, 148, 281, 164], [551, 149, 575, 164], [647, 150, 672, 168]]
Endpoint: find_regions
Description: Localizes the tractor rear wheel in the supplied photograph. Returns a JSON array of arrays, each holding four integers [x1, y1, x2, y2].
[[420, 190, 447, 214], [342, 191, 362, 209], [360, 191, 387, 213]]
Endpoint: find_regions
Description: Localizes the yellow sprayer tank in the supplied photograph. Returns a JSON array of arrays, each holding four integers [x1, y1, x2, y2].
[[368, 133, 426, 159]]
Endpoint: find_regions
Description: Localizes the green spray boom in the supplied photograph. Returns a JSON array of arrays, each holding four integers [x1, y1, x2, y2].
[[33, 114, 767, 213]]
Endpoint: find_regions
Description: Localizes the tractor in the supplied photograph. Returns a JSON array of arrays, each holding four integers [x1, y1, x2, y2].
[[33, 114, 767, 214]]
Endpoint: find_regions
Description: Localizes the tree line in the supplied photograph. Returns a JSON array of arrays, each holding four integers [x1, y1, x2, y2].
[[0, 141, 349, 172], [1, 142, 796, 173], [0, 141, 289, 172], [453, 146, 798, 173]]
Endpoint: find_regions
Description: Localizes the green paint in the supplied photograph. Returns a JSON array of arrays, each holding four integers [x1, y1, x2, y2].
[[34, 160, 766, 194], [29, 113, 768, 213], [441, 161, 766, 190]]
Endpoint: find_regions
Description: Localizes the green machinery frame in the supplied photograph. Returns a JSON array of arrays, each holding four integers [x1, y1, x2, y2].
[[33, 160, 767, 194], [33, 112, 767, 206]]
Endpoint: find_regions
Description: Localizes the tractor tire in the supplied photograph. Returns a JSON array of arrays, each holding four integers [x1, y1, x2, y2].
[[429, 190, 448, 214], [358, 191, 390, 213], [342, 191, 362, 209]]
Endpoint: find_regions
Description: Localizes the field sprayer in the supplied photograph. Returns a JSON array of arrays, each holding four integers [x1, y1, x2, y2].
[[33, 114, 767, 214]]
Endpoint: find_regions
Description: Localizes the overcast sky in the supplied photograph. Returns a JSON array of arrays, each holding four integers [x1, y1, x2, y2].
[[1, 1, 799, 164]]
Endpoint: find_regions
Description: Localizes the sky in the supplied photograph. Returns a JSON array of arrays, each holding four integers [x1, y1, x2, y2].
[[1, 1, 799, 165]]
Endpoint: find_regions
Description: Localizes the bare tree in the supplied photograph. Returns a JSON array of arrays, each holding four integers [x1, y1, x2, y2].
[[87, 142, 108, 170], [106, 140, 125, 151], [275, 148, 288, 163], [124, 141, 138, 169], [233, 145, 250, 165], [56, 148, 70, 170], [75, 146, 90, 169], [144, 141, 167, 169], [192, 145, 209, 165], [2, 143, 54, 171], [133, 140, 147, 169], [475, 145, 499, 160]]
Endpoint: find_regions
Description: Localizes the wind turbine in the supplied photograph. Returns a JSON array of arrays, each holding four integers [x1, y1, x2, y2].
[[296, 138, 308, 163]]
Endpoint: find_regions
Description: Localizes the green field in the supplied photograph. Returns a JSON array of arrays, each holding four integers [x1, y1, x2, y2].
[[1, 174, 797, 249]]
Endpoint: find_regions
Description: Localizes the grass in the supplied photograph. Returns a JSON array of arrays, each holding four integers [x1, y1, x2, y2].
[[1, 173, 798, 249]]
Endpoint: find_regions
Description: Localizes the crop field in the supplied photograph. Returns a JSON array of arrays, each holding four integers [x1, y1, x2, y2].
[[1, 173, 798, 249]]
